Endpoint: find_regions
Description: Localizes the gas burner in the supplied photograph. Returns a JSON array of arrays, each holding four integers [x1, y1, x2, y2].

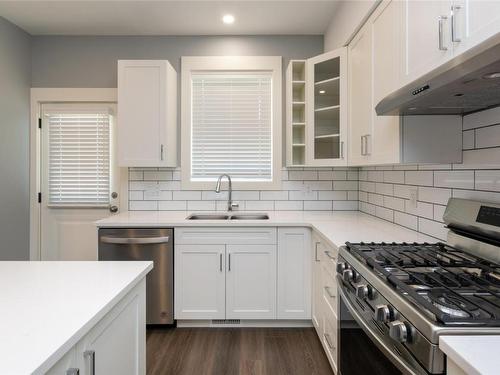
[[426, 291, 477, 318]]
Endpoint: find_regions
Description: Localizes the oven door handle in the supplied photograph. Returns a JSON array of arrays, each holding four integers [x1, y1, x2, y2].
[[337, 277, 421, 375]]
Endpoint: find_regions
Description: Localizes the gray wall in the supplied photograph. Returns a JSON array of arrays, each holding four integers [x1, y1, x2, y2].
[[31, 35, 323, 87], [0, 17, 31, 260]]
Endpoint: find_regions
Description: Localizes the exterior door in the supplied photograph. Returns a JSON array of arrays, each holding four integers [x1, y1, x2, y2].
[[40, 103, 120, 260], [226, 244, 276, 319]]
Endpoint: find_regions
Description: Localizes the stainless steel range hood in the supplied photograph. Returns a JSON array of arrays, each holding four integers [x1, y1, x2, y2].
[[376, 33, 500, 116]]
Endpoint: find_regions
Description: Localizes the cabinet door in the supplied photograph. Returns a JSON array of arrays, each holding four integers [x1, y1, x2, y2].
[[117, 60, 177, 167], [77, 279, 146, 375], [452, 0, 500, 56], [348, 22, 373, 166], [45, 347, 77, 375], [371, 0, 402, 164], [226, 245, 276, 319], [175, 244, 226, 319], [402, 0, 454, 84], [311, 234, 323, 335], [277, 228, 311, 319], [306, 48, 348, 166]]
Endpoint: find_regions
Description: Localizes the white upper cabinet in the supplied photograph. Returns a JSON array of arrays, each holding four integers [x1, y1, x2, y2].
[[348, 21, 373, 166], [402, 0, 454, 84], [117, 60, 177, 167], [306, 48, 348, 166], [451, 0, 500, 56]]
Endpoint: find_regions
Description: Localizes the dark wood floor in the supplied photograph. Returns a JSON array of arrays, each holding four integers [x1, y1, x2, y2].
[[146, 327, 333, 375]]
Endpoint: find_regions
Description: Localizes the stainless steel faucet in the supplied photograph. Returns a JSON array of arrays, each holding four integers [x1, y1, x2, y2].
[[215, 174, 238, 211]]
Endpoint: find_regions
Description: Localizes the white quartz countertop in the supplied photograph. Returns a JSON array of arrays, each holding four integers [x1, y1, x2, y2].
[[0, 261, 153, 375], [440, 336, 500, 375], [96, 210, 436, 247]]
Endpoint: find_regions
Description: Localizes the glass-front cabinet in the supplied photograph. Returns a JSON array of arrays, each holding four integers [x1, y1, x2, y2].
[[306, 48, 347, 166]]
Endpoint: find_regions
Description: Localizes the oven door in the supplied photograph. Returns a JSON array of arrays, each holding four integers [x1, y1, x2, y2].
[[338, 282, 426, 375]]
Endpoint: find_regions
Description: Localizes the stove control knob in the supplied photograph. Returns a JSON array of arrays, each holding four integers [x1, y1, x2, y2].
[[342, 269, 353, 282], [336, 262, 347, 274], [374, 304, 391, 323], [388, 320, 409, 343], [355, 284, 369, 299]]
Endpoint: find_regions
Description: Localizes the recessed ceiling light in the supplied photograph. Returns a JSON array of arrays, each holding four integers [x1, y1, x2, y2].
[[319, 90, 326, 94], [222, 14, 235, 24]]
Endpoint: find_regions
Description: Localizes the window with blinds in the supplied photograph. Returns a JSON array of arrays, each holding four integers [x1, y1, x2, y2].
[[46, 109, 111, 206], [191, 73, 273, 182]]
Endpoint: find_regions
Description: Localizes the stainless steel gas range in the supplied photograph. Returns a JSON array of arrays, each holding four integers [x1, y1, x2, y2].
[[337, 198, 500, 375]]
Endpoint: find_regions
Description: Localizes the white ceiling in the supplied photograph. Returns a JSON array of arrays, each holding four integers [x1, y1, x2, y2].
[[0, 0, 339, 36]]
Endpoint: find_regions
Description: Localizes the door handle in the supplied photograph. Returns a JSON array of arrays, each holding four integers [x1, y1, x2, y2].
[[100, 236, 170, 245], [451, 5, 462, 43], [324, 286, 336, 299], [66, 369, 79, 375], [324, 251, 336, 261], [314, 242, 320, 262], [324, 333, 335, 350], [364, 134, 371, 156], [340, 141, 344, 159], [360, 135, 365, 156], [219, 253, 223, 272], [228, 253, 231, 271], [83, 350, 95, 375], [438, 16, 448, 51], [160, 144, 164, 161]]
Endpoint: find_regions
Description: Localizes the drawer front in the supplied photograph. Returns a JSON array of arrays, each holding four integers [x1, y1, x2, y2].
[[319, 242, 338, 278], [322, 265, 338, 314], [175, 227, 277, 244], [322, 306, 338, 373]]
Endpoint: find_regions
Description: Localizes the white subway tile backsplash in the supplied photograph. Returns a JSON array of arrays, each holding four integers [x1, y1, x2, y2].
[[129, 191, 143, 200], [384, 196, 405, 211], [433, 204, 446, 223], [368, 193, 384, 206], [319, 191, 347, 200], [475, 124, 500, 149], [434, 171, 474, 189], [475, 170, 500, 192], [384, 171, 404, 184], [463, 130, 475, 150], [463, 106, 500, 130], [375, 183, 394, 196], [289, 190, 318, 200], [376, 206, 394, 222], [333, 180, 358, 190], [304, 201, 333, 210], [418, 218, 447, 240], [332, 201, 358, 210], [202, 191, 228, 200], [318, 171, 347, 180], [159, 200, 187, 210], [394, 211, 418, 231], [159, 181, 181, 190], [368, 171, 384, 182], [244, 200, 275, 211], [260, 191, 288, 200], [405, 171, 433, 186], [187, 201, 216, 211], [233, 191, 260, 200], [405, 200, 434, 220], [418, 186, 452, 205], [456, 148, 500, 170], [129, 200, 158, 210], [144, 170, 172, 181], [452, 189, 500, 203], [289, 170, 318, 180], [275, 200, 303, 210], [173, 191, 202, 200], [129, 170, 144, 180]]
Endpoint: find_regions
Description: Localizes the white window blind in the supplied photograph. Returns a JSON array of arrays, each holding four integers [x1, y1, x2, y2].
[[191, 73, 273, 182], [46, 109, 111, 206]]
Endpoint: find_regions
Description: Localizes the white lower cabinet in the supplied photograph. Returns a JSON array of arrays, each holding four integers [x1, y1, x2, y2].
[[312, 231, 339, 374], [174, 244, 226, 319], [174, 227, 312, 322], [226, 245, 276, 319], [277, 228, 311, 319], [46, 279, 146, 375]]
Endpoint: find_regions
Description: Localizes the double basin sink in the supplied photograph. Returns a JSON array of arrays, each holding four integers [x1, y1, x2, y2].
[[187, 213, 269, 220]]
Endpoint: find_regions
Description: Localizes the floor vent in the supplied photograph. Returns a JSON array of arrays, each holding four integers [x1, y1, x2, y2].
[[211, 319, 241, 325]]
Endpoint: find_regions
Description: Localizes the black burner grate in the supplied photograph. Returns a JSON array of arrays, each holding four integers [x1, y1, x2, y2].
[[345, 242, 500, 326]]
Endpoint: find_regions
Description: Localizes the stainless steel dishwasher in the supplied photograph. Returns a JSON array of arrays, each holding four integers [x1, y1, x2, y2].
[[98, 228, 174, 325]]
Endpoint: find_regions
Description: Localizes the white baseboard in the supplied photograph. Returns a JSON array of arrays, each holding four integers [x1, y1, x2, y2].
[[176, 319, 313, 328]]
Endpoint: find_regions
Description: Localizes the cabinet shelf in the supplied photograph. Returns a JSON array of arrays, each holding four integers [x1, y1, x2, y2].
[[314, 134, 340, 139], [292, 143, 306, 147], [315, 76, 340, 86], [315, 105, 340, 112]]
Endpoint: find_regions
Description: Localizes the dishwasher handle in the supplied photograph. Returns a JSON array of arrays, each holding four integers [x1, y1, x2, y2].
[[100, 236, 170, 245]]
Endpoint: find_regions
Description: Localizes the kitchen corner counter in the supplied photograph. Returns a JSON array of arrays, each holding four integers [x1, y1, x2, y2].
[[96, 210, 436, 248], [440, 335, 500, 375], [0, 261, 153, 374]]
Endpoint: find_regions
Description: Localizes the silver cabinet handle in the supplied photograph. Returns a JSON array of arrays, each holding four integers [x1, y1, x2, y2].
[[100, 236, 170, 245], [324, 333, 335, 350], [228, 253, 231, 271], [438, 16, 448, 51], [219, 253, 223, 272], [66, 369, 79, 375], [340, 141, 344, 159], [160, 144, 164, 161], [324, 286, 336, 299], [324, 251, 336, 260], [360, 135, 365, 155], [83, 350, 95, 375], [451, 5, 462, 42], [364, 134, 371, 156], [314, 242, 320, 262]]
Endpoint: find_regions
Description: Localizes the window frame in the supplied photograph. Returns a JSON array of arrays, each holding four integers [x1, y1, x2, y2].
[[181, 56, 282, 190]]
